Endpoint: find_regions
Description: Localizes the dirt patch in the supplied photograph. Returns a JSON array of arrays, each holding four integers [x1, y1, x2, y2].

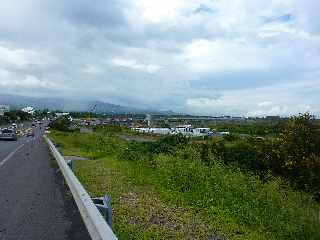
[[119, 192, 139, 206], [64, 156, 89, 161], [117, 133, 157, 142]]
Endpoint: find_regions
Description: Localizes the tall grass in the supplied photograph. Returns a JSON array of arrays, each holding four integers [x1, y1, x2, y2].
[[50, 130, 320, 239], [155, 153, 319, 239], [50, 130, 126, 159]]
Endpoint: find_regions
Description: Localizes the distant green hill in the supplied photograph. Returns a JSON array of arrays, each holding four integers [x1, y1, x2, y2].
[[0, 94, 175, 115]]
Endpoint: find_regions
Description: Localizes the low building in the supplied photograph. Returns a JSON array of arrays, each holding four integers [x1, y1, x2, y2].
[[0, 105, 10, 116], [21, 106, 35, 115], [132, 125, 215, 137], [55, 112, 70, 117], [173, 125, 193, 134], [149, 128, 172, 135], [192, 128, 213, 137]]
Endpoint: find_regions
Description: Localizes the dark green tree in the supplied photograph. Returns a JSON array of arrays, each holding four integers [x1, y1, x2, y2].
[[49, 117, 71, 132], [278, 113, 320, 199]]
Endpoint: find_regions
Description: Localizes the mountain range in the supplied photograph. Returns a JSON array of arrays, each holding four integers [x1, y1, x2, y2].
[[0, 94, 175, 115]]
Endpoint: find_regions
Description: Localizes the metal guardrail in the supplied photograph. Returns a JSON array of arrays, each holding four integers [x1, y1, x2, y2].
[[44, 136, 118, 240], [92, 195, 113, 227]]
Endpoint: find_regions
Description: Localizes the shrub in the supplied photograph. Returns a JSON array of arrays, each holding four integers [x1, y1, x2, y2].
[[224, 140, 259, 170], [119, 141, 151, 162], [151, 134, 188, 154], [155, 153, 209, 193], [276, 113, 320, 199], [155, 152, 320, 239], [223, 133, 240, 141], [49, 117, 71, 131]]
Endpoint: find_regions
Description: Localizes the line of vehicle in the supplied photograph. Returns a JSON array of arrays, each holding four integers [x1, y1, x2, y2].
[[0, 143, 25, 169]]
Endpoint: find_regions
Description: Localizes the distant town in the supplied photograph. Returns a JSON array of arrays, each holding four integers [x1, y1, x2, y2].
[[1, 102, 297, 141]]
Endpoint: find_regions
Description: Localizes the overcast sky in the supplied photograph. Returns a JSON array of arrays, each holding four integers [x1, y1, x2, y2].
[[0, 0, 319, 116]]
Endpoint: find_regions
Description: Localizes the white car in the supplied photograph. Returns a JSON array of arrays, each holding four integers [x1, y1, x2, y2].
[[0, 128, 18, 141]]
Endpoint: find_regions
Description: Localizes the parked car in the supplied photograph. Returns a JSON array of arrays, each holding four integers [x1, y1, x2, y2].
[[0, 128, 18, 141]]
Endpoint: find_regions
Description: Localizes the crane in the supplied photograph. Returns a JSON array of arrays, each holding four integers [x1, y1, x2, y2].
[[86, 104, 97, 125]]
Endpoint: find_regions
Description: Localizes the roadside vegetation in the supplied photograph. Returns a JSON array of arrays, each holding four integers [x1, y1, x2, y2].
[[0, 110, 32, 126], [0, 109, 54, 126], [49, 114, 320, 240], [48, 116, 71, 132]]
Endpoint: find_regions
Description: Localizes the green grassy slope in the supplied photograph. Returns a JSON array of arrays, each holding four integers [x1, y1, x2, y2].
[[49, 130, 320, 240]]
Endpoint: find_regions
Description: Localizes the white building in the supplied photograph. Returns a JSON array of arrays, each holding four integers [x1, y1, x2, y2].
[[173, 125, 193, 135], [55, 112, 70, 117], [192, 128, 212, 137], [149, 128, 172, 135], [0, 105, 10, 116], [21, 106, 35, 115], [132, 125, 215, 137]]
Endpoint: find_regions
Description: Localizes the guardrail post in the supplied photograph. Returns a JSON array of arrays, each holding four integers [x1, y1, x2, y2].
[[66, 159, 74, 171], [92, 195, 112, 227]]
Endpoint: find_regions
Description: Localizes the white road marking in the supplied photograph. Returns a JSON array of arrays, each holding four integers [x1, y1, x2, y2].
[[0, 144, 25, 169]]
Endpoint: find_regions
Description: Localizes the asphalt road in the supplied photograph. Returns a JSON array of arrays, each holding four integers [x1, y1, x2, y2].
[[0, 126, 90, 240]]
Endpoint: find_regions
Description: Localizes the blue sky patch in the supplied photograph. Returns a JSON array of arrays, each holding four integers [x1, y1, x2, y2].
[[194, 4, 214, 14], [263, 14, 294, 24]]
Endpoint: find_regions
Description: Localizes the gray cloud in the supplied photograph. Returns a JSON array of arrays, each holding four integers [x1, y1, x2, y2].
[[60, 0, 127, 27], [0, 0, 319, 116]]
